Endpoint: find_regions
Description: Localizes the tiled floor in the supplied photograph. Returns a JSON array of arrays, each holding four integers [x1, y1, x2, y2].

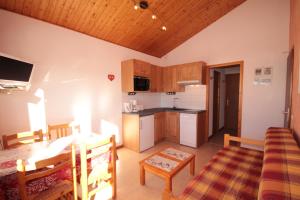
[[115, 139, 222, 200]]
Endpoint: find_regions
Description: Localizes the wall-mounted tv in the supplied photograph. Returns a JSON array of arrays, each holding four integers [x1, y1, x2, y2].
[[0, 55, 33, 88]]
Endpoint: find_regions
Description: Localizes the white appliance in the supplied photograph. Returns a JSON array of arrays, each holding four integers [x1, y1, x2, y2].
[[180, 113, 197, 148], [140, 115, 154, 151]]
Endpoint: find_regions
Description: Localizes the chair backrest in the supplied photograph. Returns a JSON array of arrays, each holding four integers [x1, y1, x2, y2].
[[79, 135, 117, 200], [2, 129, 43, 150], [48, 123, 80, 140], [17, 145, 77, 200]]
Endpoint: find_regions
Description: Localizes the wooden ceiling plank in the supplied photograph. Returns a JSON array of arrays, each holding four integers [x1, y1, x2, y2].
[[21, 0, 34, 16], [0, 0, 246, 57]]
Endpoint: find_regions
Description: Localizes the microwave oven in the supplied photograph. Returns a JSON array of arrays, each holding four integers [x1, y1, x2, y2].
[[134, 76, 150, 91]]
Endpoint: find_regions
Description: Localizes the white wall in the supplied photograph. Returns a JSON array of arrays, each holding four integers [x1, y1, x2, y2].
[[0, 9, 162, 144], [161, 0, 290, 140]]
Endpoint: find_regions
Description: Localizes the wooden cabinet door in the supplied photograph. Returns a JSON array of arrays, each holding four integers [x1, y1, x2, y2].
[[150, 65, 162, 92], [134, 60, 151, 77], [156, 66, 163, 92], [162, 67, 173, 92], [165, 112, 179, 143], [154, 112, 165, 143], [121, 60, 134, 92], [172, 67, 185, 92], [176, 62, 202, 82]]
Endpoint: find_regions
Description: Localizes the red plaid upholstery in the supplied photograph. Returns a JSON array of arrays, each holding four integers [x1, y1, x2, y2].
[[179, 146, 263, 200], [258, 127, 300, 200]]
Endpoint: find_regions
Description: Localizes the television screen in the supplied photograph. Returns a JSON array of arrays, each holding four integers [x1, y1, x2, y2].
[[0, 56, 33, 82]]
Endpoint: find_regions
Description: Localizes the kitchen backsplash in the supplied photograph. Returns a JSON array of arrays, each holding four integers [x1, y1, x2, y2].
[[161, 85, 206, 110], [122, 85, 206, 111], [122, 92, 161, 110]]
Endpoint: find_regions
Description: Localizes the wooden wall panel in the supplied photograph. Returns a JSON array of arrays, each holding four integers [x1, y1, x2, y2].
[[0, 0, 246, 57], [290, 0, 300, 140]]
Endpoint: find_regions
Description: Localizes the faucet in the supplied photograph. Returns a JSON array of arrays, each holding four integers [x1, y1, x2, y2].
[[173, 98, 179, 109]]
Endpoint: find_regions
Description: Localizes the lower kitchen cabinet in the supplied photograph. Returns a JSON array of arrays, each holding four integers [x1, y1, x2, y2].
[[154, 112, 165, 143], [122, 114, 154, 152], [165, 112, 180, 143]]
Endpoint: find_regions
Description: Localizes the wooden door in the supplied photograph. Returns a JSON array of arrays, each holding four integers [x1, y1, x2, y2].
[[212, 71, 221, 135], [225, 73, 240, 135], [284, 49, 294, 128], [154, 112, 165, 143], [165, 112, 179, 143]]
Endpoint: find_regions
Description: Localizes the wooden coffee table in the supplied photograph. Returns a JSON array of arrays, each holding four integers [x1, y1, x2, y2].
[[139, 147, 195, 199]]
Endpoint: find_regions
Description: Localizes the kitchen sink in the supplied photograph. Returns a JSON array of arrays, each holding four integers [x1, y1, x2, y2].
[[170, 108, 188, 111]]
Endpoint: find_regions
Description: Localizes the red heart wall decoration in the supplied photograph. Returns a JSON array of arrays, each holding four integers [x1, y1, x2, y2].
[[108, 74, 115, 81]]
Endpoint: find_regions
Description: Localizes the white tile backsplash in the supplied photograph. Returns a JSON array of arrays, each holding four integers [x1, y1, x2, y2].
[[122, 85, 206, 111], [122, 92, 161, 110], [160, 85, 206, 110]]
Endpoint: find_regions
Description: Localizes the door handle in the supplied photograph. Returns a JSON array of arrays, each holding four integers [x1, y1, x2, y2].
[[282, 108, 290, 116], [226, 99, 230, 106]]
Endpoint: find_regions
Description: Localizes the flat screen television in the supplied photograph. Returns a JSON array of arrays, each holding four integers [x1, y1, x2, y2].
[[0, 55, 33, 88]]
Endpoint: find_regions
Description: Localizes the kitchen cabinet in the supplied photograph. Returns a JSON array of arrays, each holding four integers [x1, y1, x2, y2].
[[150, 65, 163, 92], [162, 67, 184, 92], [176, 62, 205, 83], [165, 112, 180, 143], [121, 59, 151, 92], [154, 112, 165, 143], [122, 114, 154, 152], [121, 59, 206, 92], [133, 60, 151, 77]]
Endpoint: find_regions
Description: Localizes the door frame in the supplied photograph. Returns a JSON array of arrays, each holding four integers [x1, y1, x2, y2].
[[205, 61, 244, 142], [212, 71, 221, 136]]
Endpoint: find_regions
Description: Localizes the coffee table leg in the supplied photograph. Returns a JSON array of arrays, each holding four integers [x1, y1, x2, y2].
[[190, 156, 195, 175], [165, 177, 172, 192], [140, 164, 145, 185]]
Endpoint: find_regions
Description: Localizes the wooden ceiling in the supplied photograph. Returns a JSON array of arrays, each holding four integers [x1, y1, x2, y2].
[[0, 0, 246, 57]]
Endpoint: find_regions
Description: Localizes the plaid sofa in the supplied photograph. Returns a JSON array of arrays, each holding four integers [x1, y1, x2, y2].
[[178, 127, 300, 200], [259, 127, 300, 199]]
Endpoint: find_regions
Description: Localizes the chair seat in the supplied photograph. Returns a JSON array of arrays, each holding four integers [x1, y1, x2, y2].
[[30, 180, 73, 200]]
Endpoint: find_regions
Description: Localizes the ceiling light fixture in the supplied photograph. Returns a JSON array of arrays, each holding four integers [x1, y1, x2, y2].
[[131, 0, 167, 31]]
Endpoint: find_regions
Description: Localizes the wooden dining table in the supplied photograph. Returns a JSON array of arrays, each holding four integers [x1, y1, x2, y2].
[[0, 133, 111, 200]]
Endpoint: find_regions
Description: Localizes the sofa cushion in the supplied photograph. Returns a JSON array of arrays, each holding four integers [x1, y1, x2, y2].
[[180, 146, 263, 200], [258, 127, 300, 200]]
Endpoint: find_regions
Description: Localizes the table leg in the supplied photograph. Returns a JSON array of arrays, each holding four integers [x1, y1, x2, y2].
[[140, 164, 145, 185], [190, 157, 195, 176], [165, 177, 172, 192]]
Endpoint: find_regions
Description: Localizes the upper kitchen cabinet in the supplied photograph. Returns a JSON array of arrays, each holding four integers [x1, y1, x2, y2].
[[176, 62, 206, 84], [133, 59, 151, 77], [150, 65, 163, 92], [121, 59, 152, 92], [162, 67, 185, 92]]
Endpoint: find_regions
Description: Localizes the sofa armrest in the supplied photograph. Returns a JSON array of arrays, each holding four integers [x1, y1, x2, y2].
[[224, 134, 264, 147]]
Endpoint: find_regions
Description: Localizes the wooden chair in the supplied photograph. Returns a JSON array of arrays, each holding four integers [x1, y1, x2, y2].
[[2, 129, 43, 150], [78, 135, 117, 200], [17, 145, 77, 200], [47, 123, 80, 140]]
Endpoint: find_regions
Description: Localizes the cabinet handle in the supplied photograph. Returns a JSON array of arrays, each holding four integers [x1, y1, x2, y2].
[[140, 120, 142, 129]]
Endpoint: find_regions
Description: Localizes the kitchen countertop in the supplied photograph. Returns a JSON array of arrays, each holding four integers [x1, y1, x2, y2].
[[122, 107, 206, 116]]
